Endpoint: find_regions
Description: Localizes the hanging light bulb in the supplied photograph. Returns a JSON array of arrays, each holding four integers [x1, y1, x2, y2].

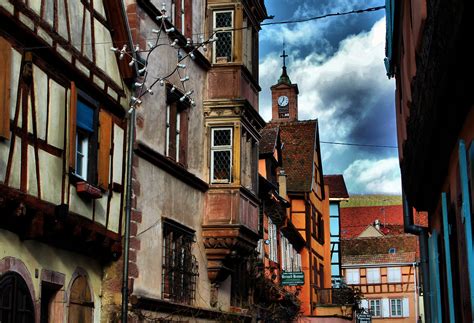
[[165, 27, 175, 33], [186, 38, 192, 47], [191, 99, 196, 107], [170, 86, 176, 93], [135, 44, 140, 52], [129, 59, 135, 67], [147, 88, 154, 95], [177, 63, 186, 69], [138, 66, 147, 75], [179, 95, 187, 102], [185, 90, 194, 96], [189, 52, 195, 60], [148, 41, 154, 49], [134, 82, 143, 87], [159, 79, 165, 86], [171, 39, 179, 48], [152, 29, 160, 34], [131, 96, 142, 105], [180, 76, 189, 82], [110, 47, 118, 52]]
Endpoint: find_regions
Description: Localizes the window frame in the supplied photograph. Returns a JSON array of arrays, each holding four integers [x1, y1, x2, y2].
[[165, 87, 189, 166], [387, 267, 402, 283], [161, 220, 198, 305], [212, 9, 234, 63], [268, 217, 278, 263], [366, 267, 381, 284], [345, 268, 360, 285], [390, 298, 403, 317], [210, 127, 233, 183], [369, 299, 381, 317], [73, 94, 99, 184]]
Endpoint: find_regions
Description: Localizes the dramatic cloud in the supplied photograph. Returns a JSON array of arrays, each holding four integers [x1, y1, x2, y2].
[[259, 16, 400, 194], [343, 158, 401, 194]]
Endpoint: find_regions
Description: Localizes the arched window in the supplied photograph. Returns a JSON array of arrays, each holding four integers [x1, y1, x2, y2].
[[68, 275, 93, 323], [0, 272, 35, 323]]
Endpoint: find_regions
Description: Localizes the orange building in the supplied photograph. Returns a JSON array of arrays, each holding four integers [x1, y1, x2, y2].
[[267, 58, 333, 318]]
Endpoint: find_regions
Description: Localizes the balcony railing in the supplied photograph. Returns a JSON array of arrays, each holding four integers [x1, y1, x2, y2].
[[314, 287, 357, 305]]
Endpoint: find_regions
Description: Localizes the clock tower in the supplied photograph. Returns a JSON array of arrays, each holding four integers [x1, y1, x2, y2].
[[271, 49, 299, 122]]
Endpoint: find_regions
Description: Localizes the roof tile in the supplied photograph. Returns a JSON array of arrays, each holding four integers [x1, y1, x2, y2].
[[324, 174, 349, 199]]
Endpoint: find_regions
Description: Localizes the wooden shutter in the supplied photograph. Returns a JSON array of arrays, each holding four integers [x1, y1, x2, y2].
[[97, 110, 112, 189], [0, 36, 11, 139], [69, 82, 77, 170], [402, 298, 409, 317], [381, 298, 390, 317], [360, 299, 368, 311]]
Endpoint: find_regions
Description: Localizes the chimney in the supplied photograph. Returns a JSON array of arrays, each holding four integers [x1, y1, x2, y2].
[[278, 169, 287, 199], [374, 219, 381, 231]]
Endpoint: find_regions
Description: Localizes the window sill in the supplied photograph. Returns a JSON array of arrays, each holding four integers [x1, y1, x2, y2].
[[75, 181, 103, 199]]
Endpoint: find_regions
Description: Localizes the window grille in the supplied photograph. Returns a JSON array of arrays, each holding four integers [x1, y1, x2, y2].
[[162, 222, 198, 305], [211, 128, 232, 183], [213, 10, 233, 62]]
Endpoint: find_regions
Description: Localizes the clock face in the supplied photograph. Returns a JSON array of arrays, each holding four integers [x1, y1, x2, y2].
[[278, 95, 289, 107]]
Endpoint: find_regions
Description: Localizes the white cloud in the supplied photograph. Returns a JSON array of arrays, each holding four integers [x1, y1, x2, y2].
[[343, 158, 401, 194], [260, 18, 393, 142], [259, 17, 400, 194]]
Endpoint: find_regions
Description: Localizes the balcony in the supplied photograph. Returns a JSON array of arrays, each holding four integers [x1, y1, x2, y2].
[[312, 286, 358, 319]]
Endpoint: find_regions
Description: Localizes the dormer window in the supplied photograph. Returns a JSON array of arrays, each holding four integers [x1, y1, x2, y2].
[[213, 10, 233, 63]]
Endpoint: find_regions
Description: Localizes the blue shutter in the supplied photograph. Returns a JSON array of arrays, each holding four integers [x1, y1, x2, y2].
[[428, 230, 442, 322], [441, 192, 455, 322], [76, 100, 94, 132], [458, 140, 474, 315]]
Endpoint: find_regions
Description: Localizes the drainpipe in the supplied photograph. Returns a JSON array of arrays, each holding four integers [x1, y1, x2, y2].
[[118, 1, 139, 322], [403, 192, 430, 323]]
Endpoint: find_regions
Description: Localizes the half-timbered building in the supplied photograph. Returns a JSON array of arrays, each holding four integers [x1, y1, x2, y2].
[[116, 0, 269, 321], [0, 0, 132, 321]]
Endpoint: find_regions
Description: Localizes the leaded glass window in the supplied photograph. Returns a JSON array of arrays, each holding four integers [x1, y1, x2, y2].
[[213, 10, 233, 62], [211, 128, 232, 183]]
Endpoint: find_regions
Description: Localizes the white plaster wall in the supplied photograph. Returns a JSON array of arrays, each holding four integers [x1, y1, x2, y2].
[[0, 229, 103, 323], [134, 158, 211, 306]]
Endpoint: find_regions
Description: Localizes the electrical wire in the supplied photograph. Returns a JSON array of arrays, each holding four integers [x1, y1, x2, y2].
[[320, 140, 398, 149], [1, 5, 385, 52]]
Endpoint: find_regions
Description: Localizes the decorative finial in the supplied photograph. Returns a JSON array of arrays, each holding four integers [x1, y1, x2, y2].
[[280, 42, 288, 68]]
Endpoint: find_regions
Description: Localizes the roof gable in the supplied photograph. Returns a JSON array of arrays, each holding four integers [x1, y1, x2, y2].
[[358, 225, 384, 238], [275, 120, 317, 192], [324, 174, 349, 199]]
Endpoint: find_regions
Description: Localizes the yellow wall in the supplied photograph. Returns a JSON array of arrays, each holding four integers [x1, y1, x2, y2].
[[0, 229, 104, 322]]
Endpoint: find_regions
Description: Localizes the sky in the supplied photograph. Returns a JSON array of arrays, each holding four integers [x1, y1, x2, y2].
[[258, 0, 401, 195]]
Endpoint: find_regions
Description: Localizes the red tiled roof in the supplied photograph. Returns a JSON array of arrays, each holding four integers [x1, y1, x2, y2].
[[340, 205, 404, 239], [342, 252, 417, 265], [324, 174, 349, 199], [273, 120, 317, 192], [260, 125, 279, 156], [341, 235, 419, 264]]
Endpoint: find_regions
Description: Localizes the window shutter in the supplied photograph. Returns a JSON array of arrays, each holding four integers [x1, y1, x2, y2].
[[98, 110, 112, 189], [0, 36, 11, 139], [382, 298, 390, 317], [402, 298, 409, 317], [360, 299, 368, 310], [69, 82, 77, 170]]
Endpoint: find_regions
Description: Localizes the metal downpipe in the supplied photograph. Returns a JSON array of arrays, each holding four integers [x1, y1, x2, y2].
[[403, 192, 430, 323]]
